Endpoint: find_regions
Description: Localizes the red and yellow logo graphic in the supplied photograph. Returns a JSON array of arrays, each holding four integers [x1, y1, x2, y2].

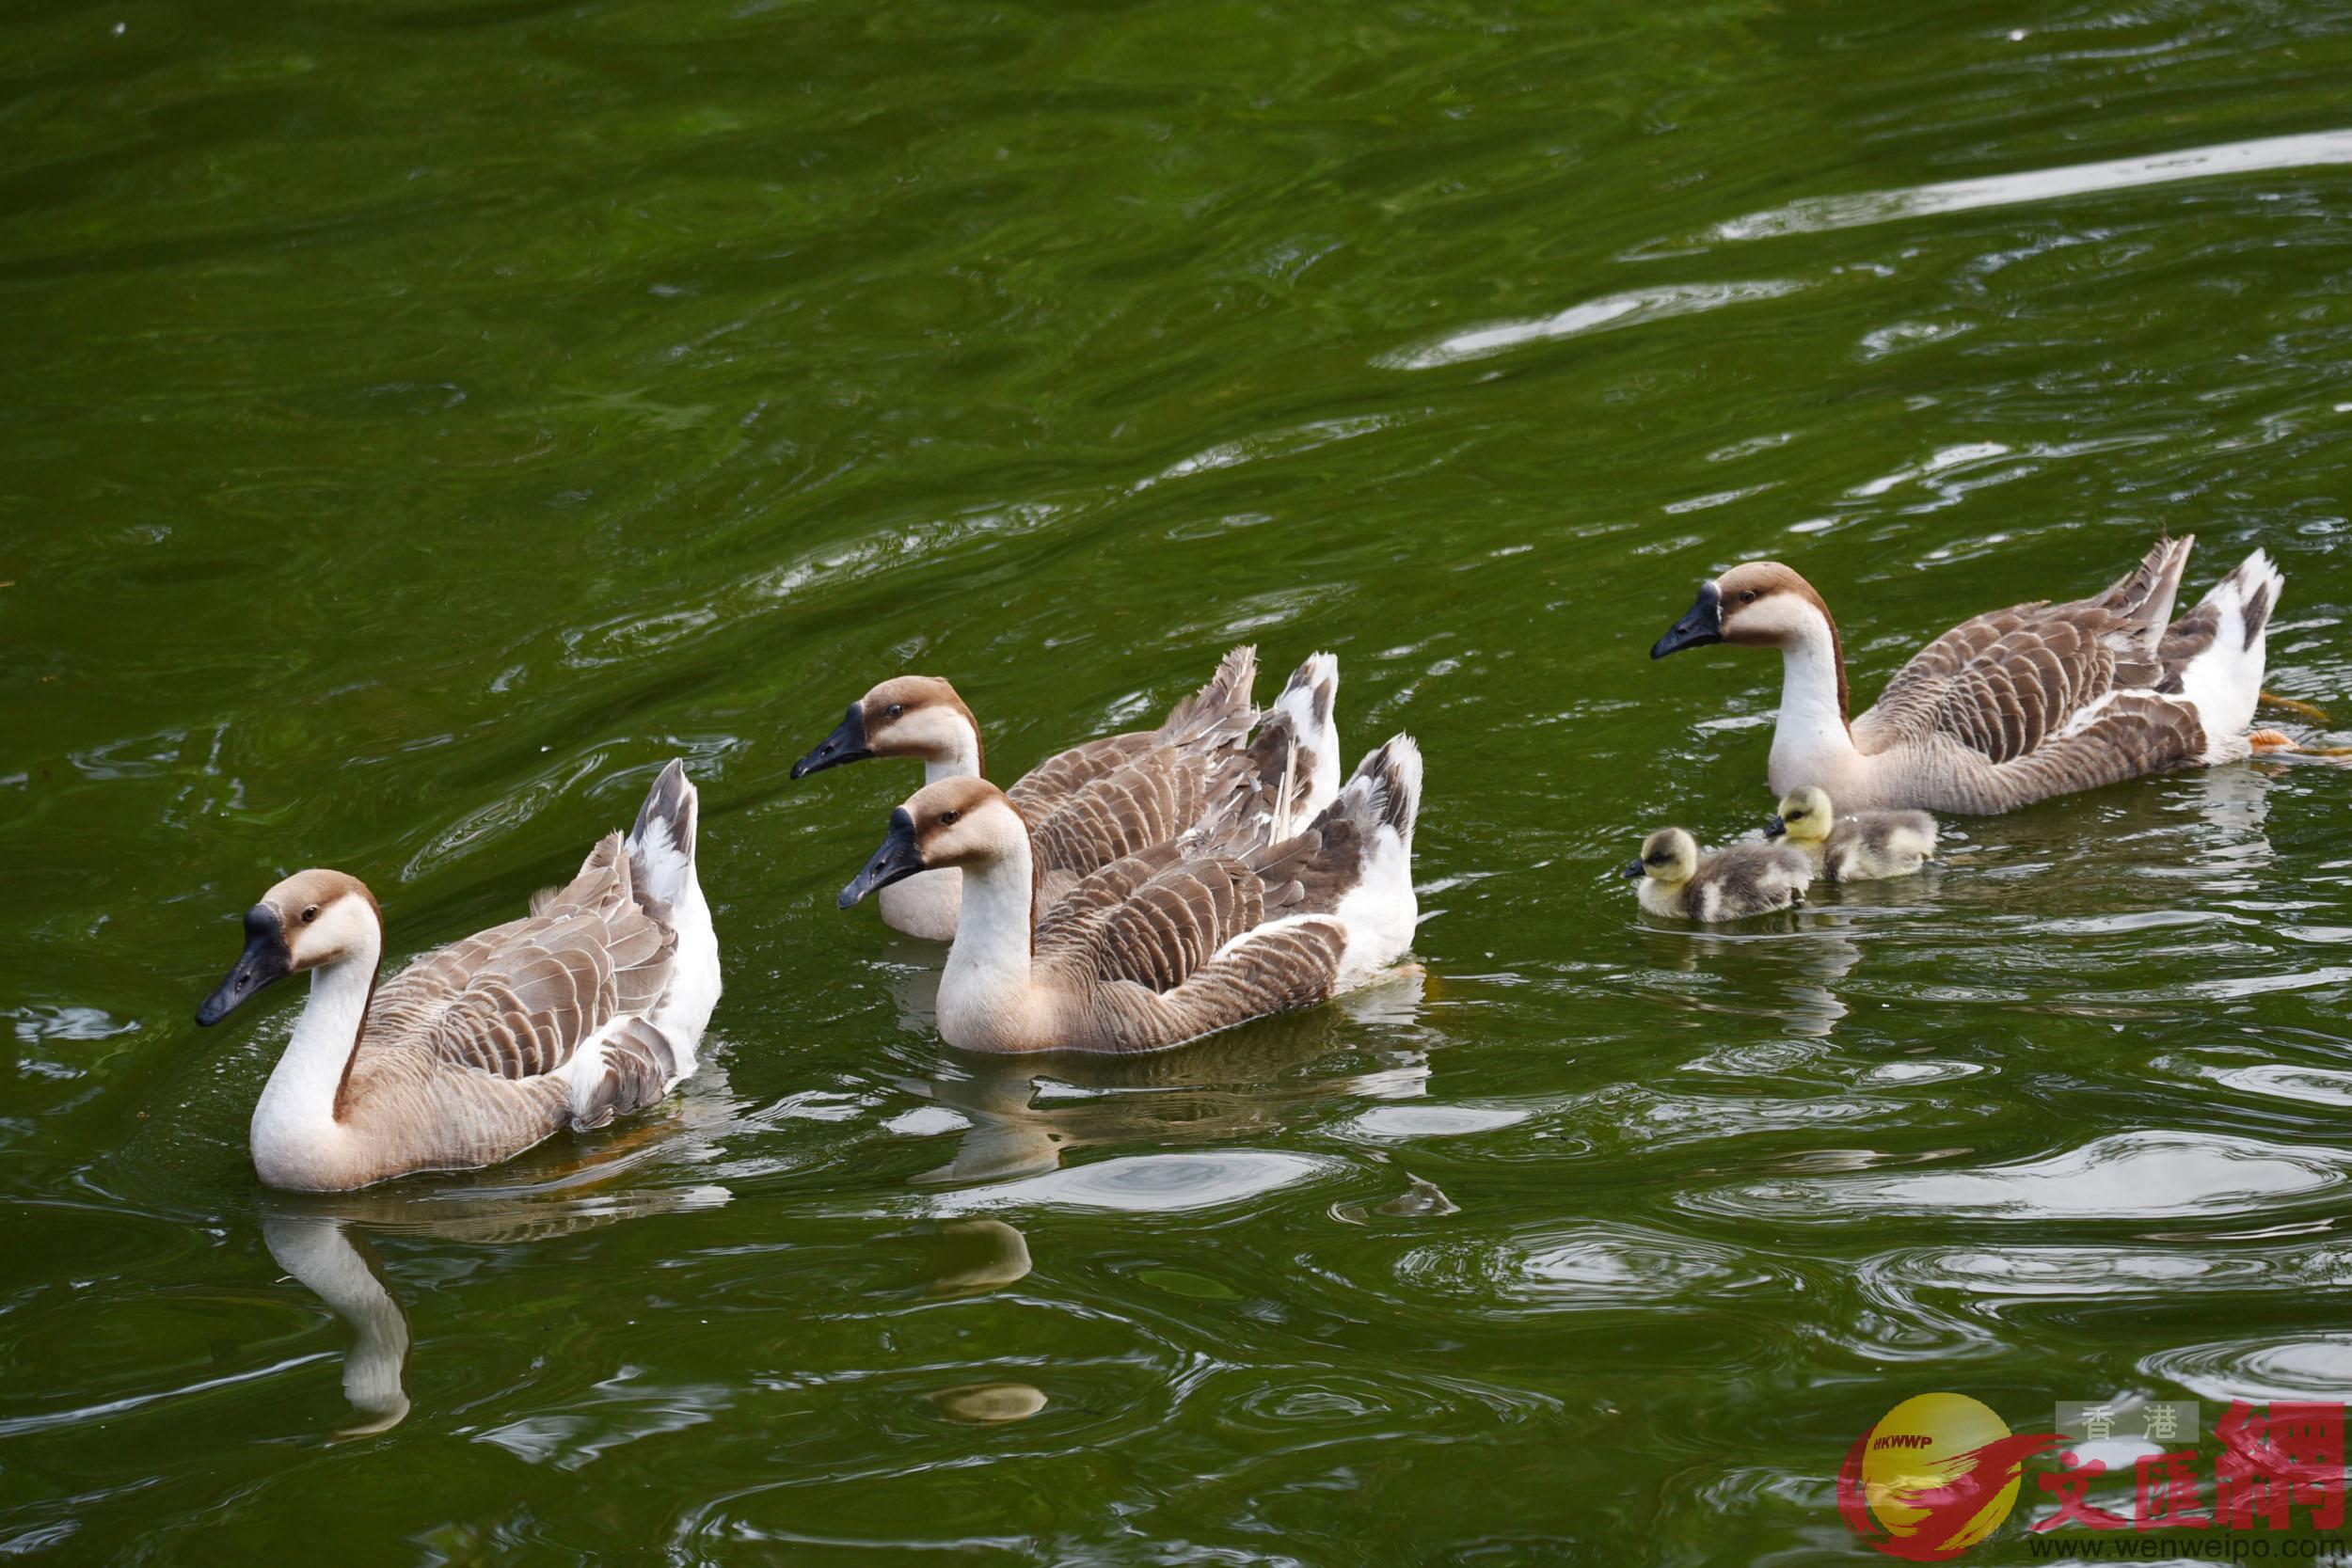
[[1837, 1393, 2062, 1561]]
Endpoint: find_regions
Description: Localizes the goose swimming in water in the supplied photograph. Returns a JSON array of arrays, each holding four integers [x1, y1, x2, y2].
[[837, 736, 1422, 1053], [1622, 827, 1811, 922], [193, 761, 720, 1191], [1649, 537, 2287, 813], [792, 647, 1342, 940], [1765, 785, 1937, 882]]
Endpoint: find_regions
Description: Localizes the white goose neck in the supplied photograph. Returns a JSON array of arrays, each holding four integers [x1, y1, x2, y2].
[[250, 927, 380, 1178], [936, 836, 1035, 1046], [1769, 617, 1859, 786], [923, 718, 984, 786]]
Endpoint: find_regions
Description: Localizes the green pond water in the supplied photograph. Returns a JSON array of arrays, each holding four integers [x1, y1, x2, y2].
[[7, 0, 2352, 1560]]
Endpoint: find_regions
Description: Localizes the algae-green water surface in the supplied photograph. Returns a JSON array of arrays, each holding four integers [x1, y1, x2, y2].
[[6, 0, 2352, 1560]]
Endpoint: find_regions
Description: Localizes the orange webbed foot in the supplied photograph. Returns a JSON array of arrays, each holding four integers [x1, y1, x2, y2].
[[2249, 729, 2352, 761], [2260, 691, 2333, 724]]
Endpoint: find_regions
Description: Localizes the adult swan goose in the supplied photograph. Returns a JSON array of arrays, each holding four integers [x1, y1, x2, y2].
[[837, 737, 1422, 1053], [1649, 537, 2286, 814], [193, 761, 720, 1190], [791, 646, 1341, 941]]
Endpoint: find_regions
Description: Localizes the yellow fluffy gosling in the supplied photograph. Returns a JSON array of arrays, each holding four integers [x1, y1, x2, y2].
[[1765, 785, 1937, 882], [1621, 827, 1811, 922]]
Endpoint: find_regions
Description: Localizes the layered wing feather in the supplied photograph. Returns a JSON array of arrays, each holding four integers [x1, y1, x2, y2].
[[1854, 538, 2191, 764], [1056, 856, 1268, 993], [1004, 645, 1257, 820], [1006, 733, 1157, 820], [365, 832, 678, 1085], [1030, 842, 1188, 952], [1126, 918, 1347, 1043], [1026, 747, 1221, 878], [1951, 690, 2205, 801], [1179, 710, 1324, 858]]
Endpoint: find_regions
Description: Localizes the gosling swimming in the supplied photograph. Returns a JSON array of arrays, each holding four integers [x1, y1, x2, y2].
[[1765, 785, 1937, 881], [1621, 827, 1811, 922]]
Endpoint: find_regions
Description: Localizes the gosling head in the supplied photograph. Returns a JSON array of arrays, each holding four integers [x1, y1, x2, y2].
[[838, 777, 1026, 909], [792, 676, 982, 780], [1651, 562, 1836, 658], [196, 870, 381, 1026], [1621, 828, 1699, 888], [1766, 785, 1835, 844]]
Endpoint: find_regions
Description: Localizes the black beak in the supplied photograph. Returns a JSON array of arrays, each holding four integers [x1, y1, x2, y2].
[[1620, 858, 1646, 880], [839, 807, 928, 909], [791, 704, 871, 780], [1651, 581, 1724, 659], [195, 906, 294, 1026], [1762, 816, 1787, 839]]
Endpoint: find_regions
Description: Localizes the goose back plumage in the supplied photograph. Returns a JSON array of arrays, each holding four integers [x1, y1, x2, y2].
[[1004, 644, 1260, 820], [1857, 556, 2181, 763], [1030, 736, 1420, 1051]]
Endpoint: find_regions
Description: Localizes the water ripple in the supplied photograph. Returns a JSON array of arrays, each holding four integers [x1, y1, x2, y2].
[[1689, 1132, 2350, 1222], [922, 1150, 1332, 1215], [1338, 1103, 1532, 1140], [1393, 1223, 1781, 1314], [1382, 280, 1803, 370], [1700, 129, 2352, 242], [2141, 1336, 2352, 1403]]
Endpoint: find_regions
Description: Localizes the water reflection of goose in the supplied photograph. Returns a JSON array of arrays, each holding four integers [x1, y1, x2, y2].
[[260, 1213, 409, 1436], [1639, 919, 1865, 1041], [923, 1219, 1033, 1295], [256, 1152, 731, 1436], [891, 968, 1431, 1185], [2177, 760, 2274, 884]]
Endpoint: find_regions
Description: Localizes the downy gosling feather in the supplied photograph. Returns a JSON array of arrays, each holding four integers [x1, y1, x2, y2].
[[1622, 826, 1811, 922], [1765, 784, 1937, 881]]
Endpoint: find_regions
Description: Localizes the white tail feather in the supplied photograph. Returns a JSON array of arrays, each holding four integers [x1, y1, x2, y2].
[[1332, 735, 1422, 985], [1272, 653, 1343, 819], [628, 759, 699, 908], [2178, 548, 2282, 750], [627, 758, 720, 1080]]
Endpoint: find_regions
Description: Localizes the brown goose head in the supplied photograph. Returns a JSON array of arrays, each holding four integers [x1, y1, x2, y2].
[[1651, 562, 1836, 657], [196, 870, 380, 1026], [792, 676, 983, 780], [838, 778, 1025, 909]]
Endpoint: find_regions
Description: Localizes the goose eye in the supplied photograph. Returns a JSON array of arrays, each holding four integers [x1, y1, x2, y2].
[[884, 704, 904, 720], [1645, 851, 1668, 864], [938, 809, 961, 826], [1786, 811, 1806, 821], [300, 905, 320, 924], [1739, 590, 1758, 605]]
